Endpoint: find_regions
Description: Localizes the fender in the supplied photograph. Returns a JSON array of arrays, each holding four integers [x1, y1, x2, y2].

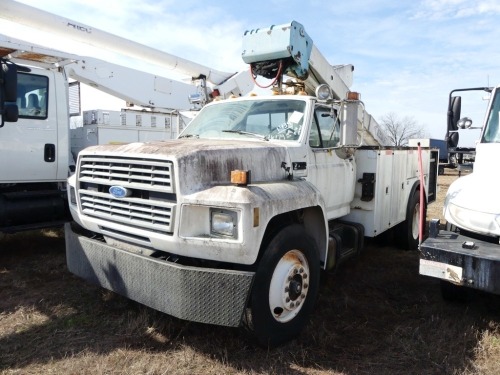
[[183, 179, 328, 265]]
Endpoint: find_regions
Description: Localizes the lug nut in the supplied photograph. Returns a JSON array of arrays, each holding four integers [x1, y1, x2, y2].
[[304, 283, 308, 289], [286, 297, 290, 303]]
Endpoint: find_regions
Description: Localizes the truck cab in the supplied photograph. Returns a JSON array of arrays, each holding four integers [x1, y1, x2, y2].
[[2, 68, 72, 184], [444, 87, 500, 239], [420, 85, 500, 297], [0, 63, 73, 233]]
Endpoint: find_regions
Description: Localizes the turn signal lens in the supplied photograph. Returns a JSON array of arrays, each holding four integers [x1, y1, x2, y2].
[[347, 91, 360, 100], [231, 170, 250, 185]]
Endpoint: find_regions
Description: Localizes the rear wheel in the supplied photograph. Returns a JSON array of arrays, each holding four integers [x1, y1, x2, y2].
[[247, 224, 320, 347], [396, 190, 424, 250]]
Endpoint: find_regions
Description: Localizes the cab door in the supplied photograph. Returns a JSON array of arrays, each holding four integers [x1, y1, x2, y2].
[[306, 104, 356, 219], [0, 70, 59, 183]]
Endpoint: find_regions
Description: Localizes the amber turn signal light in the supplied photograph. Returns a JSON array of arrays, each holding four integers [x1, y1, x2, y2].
[[231, 170, 251, 185]]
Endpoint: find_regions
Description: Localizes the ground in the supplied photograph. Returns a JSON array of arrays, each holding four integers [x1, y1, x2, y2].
[[1, 169, 499, 375]]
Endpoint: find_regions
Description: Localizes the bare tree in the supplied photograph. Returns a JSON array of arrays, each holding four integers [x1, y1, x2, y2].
[[379, 112, 427, 146]]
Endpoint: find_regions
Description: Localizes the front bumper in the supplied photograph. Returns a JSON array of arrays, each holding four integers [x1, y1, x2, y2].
[[419, 219, 500, 294], [65, 223, 255, 327]]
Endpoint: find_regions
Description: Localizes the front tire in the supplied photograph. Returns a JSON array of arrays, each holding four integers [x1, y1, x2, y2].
[[248, 224, 320, 347]]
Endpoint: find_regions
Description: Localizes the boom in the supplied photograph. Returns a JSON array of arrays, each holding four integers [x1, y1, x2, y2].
[[0, 0, 253, 102], [0, 35, 202, 111], [242, 21, 387, 146]]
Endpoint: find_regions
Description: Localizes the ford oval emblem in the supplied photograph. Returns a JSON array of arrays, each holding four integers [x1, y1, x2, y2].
[[109, 185, 130, 198]]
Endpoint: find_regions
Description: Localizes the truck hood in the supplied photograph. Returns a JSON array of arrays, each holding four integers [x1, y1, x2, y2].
[[82, 139, 292, 194]]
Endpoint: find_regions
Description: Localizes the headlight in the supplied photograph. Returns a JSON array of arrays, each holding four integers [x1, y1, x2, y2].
[[210, 208, 237, 238], [447, 202, 500, 236]]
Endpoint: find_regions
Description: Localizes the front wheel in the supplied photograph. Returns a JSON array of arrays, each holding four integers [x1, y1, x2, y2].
[[247, 224, 320, 347]]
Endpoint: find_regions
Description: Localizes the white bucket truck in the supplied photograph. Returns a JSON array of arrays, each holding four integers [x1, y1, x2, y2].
[[63, 21, 437, 345]]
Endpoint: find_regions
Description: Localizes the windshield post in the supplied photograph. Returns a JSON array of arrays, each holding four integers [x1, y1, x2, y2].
[[482, 89, 500, 143]]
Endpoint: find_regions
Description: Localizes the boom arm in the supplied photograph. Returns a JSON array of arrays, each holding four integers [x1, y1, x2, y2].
[[241, 21, 387, 146], [0, 35, 204, 111], [242, 21, 353, 99], [0, 0, 254, 101]]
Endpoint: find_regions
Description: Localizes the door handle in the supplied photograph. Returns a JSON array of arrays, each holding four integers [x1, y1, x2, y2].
[[44, 143, 56, 162]]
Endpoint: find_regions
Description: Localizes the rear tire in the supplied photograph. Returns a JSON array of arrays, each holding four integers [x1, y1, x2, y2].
[[247, 224, 320, 347], [396, 190, 424, 250]]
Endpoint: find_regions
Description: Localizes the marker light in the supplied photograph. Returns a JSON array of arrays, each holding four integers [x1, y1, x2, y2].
[[211, 89, 221, 98], [347, 91, 360, 100], [231, 170, 250, 185]]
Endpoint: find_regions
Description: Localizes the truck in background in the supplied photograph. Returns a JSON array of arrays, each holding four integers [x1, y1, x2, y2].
[[0, 0, 253, 234], [60, 20, 438, 345], [444, 87, 490, 175], [413, 88, 488, 177], [419, 86, 500, 299], [409, 138, 448, 175]]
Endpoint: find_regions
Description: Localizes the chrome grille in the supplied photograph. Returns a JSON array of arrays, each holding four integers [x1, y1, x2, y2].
[[78, 155, 176, 235], [79, 156, 174, 193]]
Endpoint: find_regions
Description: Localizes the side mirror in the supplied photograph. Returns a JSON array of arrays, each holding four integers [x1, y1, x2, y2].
[[4, 103, 19, 121], [447, 95, 461, 148], [0, 59, 18, 127], [457, 117, 473, 129], [1, 60, 17, 102]]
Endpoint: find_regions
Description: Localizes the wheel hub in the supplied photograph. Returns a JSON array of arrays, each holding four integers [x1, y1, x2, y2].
[[289, 275, 303, 300], [412, 202, 420, 239], [269, 249, 310, 323]]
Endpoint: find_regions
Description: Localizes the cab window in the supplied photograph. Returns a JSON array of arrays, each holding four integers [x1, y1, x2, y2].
[[17, 73, 49, 119], [309, 106, 340, 148]]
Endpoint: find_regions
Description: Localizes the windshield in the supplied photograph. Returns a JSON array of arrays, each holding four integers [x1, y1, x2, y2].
[[482, 90, 500, 143], [180, 98, 307, 141]]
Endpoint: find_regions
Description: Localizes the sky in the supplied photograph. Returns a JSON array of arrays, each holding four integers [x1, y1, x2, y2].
[[1, 0, 499, 146]]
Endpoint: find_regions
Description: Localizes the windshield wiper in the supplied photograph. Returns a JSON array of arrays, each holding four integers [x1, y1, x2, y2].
[[178, 134, 199, 139], [222, 130, 268, 140]]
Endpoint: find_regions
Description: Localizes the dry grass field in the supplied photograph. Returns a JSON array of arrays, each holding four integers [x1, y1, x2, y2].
[[1, 169, 499, 375]]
